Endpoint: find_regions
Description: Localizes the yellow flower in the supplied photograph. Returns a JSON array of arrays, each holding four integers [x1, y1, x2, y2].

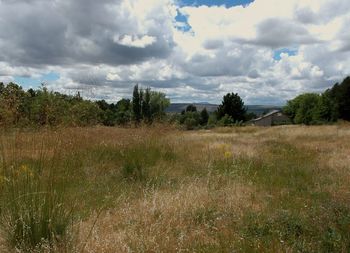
[[224, 151, 233, 159], [20, 164, 29, 173], [19, 164, 34, 177]]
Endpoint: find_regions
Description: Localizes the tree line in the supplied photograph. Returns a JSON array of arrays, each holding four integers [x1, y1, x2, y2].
[[1, 76, 349, 128], [0, 82, 169, 127], [283, 76, 350, 125], [0, 81, 251, 129]]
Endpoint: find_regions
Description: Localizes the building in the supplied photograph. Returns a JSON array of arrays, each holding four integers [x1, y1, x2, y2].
[[252, 110, 290, 126]]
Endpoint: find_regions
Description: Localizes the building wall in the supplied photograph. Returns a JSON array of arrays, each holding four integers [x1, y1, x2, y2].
[[271, 113, 290, 125], [254, 112, 290, 126], [254, 115, 272, 126]]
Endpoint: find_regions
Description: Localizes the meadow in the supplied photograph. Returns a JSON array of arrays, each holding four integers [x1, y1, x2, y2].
[[0, 124, 349, 252]]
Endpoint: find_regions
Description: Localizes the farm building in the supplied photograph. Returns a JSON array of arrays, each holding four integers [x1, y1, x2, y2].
[[252, 110, 290, 126]]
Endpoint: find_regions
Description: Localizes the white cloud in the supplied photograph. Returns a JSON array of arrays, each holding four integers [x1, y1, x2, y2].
[[0, 0, 350, 104]]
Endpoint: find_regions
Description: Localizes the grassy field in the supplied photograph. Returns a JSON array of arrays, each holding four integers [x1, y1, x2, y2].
[[0, 125, 349, 252]]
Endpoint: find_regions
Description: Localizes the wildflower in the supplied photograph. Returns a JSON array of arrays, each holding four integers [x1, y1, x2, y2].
[[19, 164, 34, 177], [224, 151, 233, 159], [20, 164, 29, 173]]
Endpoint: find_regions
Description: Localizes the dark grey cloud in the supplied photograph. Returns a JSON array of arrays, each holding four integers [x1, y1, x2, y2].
[[0, 0, 175, 67], [253, 18, 319, 48], [318, 0, 350, 23], [294, 7, 318, 24], [202, 39, 224, 50], [248, 69, 260, 79], [294, 0, 350, 25]]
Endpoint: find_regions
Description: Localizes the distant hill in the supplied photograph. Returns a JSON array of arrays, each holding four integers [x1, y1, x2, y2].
[[166, 103, 218, 113], [166, 103, 283, 116]]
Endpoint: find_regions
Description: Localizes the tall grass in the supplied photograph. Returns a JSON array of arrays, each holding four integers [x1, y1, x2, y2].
[[0, 125, 348, 252], [0, 133, 74, 252]]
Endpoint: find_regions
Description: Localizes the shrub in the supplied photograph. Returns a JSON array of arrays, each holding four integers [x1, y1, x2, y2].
[[70, 101, 102, 126], [217, 114, 234, 126]]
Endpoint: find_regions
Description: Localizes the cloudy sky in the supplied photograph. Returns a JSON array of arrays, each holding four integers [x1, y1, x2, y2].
[[0, 0, 350, 105]]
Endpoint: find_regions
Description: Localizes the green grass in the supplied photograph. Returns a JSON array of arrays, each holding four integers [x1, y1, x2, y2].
[[0, 148, 74, 252]]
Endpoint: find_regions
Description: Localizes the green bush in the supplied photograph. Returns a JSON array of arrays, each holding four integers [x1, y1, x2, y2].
[[217, 114, 234, 126], [70, 101, 102, 126]]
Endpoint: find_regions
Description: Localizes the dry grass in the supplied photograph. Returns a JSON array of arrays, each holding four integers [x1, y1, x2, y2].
[[79, 180, 257, 252], [0, 124, 349, 252]]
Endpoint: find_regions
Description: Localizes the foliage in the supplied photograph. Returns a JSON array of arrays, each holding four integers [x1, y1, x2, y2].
[[178, 106, 211, 130], [208, 112, 218, 126], [0, 82, 27, 126], [96, 100, 118, 126], [115, 99, 132, 125], [149, 91, 170, 120], [199, 108, 209, 125], [70, 100, 102, 126], [142, 88, 152, 123], [185, 104, 197, 112], [132, 84, 142, 123], [244, 112, 257, 121], [217, 114, 235, 126], [0, 82, 170, 127], [28, 87, 71, 126], [327, 76, 350, 121], [284, 93, 320, 125], [284, 76, 350, 124], [217, 93, 246, 122]]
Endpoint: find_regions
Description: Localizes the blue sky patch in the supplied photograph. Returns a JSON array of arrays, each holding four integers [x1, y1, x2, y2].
[[273, 48, 298, 60], [175, 11, 192, 32], [15, 72, 60, 89], [176, 0, 255, 31], [179, 0, 254, 7]]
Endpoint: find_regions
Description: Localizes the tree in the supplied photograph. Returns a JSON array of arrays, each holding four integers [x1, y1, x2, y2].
[[315, 91, 338, 122], [96, 100, 118, 126], [142, 87, 151, 123], [116, 99, 132, 125], [0, 82, 4, 94], [283, 93, 321, 125], [217, 93, 246, 122], [0, 82, 27, 126], [96, 100, 110, 111], [328, 76, 350, 121], [182, 111, 201, 130], [70, 101, 102, 126], [150, 91, 170, 120], [199, 108, 209, 125], [245, 112, 257, 121], [29, 86, 69, 126], [132, 84, 142, 123], [0, 81, 172, 127], [186, 104, 197, 112]]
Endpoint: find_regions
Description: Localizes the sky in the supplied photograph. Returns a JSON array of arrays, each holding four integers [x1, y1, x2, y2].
[[1, 0, 350, 105]]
